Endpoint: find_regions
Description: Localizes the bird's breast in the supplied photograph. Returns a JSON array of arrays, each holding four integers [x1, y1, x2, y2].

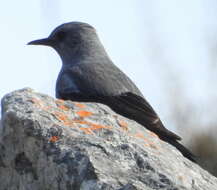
[[55, 69, 80, 98]]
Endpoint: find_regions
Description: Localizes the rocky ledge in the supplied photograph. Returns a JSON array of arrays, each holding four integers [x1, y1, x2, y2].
[[0, 88, 216, 190]]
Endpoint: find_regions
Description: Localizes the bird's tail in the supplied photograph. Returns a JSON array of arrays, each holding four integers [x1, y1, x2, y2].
[[161, 137, 197, 162]]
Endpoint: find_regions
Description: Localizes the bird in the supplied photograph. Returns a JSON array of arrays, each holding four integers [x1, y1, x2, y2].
[[28, 22, 196, 162]]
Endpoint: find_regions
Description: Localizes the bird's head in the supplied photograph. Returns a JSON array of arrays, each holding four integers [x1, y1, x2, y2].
[[28, 22, 103, 63]]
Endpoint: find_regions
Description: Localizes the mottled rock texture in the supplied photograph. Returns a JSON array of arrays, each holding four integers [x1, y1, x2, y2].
[[0, 88, 216, 190]]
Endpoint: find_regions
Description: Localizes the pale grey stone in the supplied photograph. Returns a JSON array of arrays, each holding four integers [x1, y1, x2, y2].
[[0, 88, 216, 190]]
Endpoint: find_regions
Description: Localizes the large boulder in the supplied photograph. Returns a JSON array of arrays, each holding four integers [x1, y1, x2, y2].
[[0, 88, 216, 190]]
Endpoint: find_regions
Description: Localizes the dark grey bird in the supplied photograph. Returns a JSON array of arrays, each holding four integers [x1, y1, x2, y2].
[[28, 22, 196, 162]]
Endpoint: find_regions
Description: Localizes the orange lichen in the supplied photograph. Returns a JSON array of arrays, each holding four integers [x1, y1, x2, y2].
[[73, 120, 111, 129], [55, 99, 65, 104], [148, 131, 159, 138], [72, 120, 89, 125], [31, 98, 53, 111], [79, 128, 94, 134], [71, 119, 112, 134], [53, 111, 73, 126], [58, 104, 70, 111], [43, 105, 53, 111], [134, 132, 158, 149], [76, 110, 93, 118], [54, 111, 68, 121], [90, 123, 112, 130], [49, 136, 59, 142], [55, 99, 70, 111], [50, 106, 112, 134], [178, 176, 184, 182], [117, 120, 128, 130], [74, 102, 86, 108], [134, 132, 146, 139], [32, 97, 113, 137]]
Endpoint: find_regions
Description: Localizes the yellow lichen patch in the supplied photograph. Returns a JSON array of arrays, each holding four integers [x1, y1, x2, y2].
[[76, 110, 93, 118], [74, 102, 86, 108], [117, 120, 128, 131], [49, 136, 59, 142]]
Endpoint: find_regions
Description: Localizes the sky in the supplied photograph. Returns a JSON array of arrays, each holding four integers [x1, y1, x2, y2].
[[1, 0, 217, 132]]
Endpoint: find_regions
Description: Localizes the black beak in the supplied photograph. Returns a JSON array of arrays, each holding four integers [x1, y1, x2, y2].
[[27, 38, 54, 46]]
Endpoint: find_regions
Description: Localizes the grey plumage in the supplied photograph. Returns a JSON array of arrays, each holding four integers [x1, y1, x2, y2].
[[28, 22, 196, 162]]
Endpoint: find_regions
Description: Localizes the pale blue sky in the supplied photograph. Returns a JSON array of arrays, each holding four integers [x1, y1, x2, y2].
[[1, 1, 217, 132]]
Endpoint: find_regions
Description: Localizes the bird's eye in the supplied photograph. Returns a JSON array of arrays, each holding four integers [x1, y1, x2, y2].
[[56, 31, 66, 41]]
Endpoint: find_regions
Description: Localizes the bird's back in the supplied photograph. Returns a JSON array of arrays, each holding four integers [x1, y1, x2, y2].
[[56, 59, 143, 99]]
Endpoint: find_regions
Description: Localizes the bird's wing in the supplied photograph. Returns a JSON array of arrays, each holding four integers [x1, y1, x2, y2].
[[108, 92, 182, 141]]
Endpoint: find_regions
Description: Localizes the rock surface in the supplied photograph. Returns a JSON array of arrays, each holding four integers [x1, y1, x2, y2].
[[0, 88, 217, 190]]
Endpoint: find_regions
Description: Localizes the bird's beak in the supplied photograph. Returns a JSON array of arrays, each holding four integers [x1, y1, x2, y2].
[[27, 38, 54, 46]]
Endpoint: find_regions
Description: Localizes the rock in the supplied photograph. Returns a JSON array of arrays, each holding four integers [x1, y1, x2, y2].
[[0, 88, 216, 190]]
